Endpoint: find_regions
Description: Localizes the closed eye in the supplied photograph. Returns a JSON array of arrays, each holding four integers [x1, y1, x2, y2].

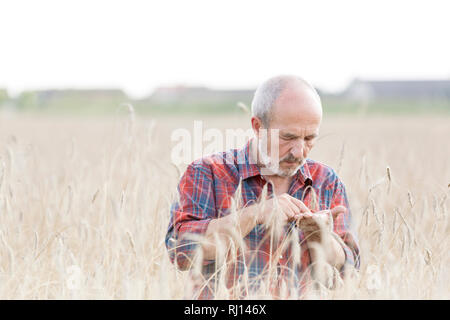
[[281, 135, 298, 140], [280, 133, 318, 141], [305, 134, 318, 141]]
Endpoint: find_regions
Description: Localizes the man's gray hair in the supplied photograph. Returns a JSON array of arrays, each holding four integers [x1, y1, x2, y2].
[[251, 75, 320, 127]]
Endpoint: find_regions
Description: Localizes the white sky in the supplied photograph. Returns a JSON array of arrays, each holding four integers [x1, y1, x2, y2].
[[1, 0, 450, 98]]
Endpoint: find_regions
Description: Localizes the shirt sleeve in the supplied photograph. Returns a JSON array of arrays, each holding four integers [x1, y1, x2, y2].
[[328, 173, 361, 274], [165, 162, 216, 270]]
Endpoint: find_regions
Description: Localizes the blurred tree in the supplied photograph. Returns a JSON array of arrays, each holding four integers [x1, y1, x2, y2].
[[17, 91, 38, 110], [0, 88, 9, 105]]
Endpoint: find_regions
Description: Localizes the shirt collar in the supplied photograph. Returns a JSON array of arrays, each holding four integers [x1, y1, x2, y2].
[[236, 139, 261, 180], [237, 138, 313, 185], [297, 159, 313, 186]]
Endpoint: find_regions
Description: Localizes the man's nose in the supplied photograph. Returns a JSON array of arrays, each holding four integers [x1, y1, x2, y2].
[[290, 140, 304, 158]]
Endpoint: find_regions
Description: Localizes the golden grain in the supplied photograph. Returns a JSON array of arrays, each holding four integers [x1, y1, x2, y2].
[[0, 112, 448, 299]]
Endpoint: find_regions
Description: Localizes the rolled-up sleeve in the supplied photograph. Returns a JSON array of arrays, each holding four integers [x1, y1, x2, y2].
[[165, 163, 216, 270], [329, 174, 361, 274]]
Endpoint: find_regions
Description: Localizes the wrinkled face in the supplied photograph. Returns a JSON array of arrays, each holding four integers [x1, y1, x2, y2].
[[253, 83, 322, 177]]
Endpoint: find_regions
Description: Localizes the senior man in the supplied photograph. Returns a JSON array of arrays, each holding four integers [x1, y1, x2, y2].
[[165, 75, 360, 299]]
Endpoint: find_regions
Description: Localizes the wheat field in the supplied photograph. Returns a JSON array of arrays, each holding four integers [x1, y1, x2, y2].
[[0, 110, 448, 299]]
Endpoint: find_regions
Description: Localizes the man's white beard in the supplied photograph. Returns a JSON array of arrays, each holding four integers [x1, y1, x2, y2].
[[257, 138, 304, 177]]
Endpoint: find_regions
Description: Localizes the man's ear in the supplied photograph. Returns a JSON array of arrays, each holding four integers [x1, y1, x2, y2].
[[251, 116, 263, 138]]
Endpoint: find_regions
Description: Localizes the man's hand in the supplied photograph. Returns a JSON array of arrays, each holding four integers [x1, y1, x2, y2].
[[256, 193, 310, 226], [296, 205, 346, 243], [203, 194, 311, 260], [297, 205, 347, 273]]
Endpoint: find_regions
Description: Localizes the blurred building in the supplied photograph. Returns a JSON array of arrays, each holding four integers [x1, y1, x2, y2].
[[17, 89, 128, 109], [34, 89, 128, 104], [345, 78, 450, 100], [149, 85, 254, 103]]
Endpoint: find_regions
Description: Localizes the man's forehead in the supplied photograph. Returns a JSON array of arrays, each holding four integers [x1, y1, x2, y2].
[[279, 125, 320, 136], [270, 111, 321, 136]]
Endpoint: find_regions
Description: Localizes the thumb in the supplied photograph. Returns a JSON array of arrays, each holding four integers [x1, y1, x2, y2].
[[330, 205, 347, 219]]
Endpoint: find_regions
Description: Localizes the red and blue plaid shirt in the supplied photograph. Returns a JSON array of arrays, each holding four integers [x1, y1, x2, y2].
[[165, 139, 360, 299]]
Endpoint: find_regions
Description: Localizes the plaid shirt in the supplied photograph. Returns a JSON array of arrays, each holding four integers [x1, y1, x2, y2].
[[165, 139, 360, 299]]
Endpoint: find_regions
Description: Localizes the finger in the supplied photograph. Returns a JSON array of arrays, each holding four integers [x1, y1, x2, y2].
[[278, 195, 302, 219], [295, 206, 316, 221], [283, 206, 298, 222], [297, 212, 310, 219], [314, 209, 331, 216], [315, 210, 331, 223], [275, 196, 298, 219], [313, 213, 330, 226], [296, 212, 313, 226], [283, 205, 295, 221], [288, 197, 311, 214], [331, 205, 347, 219], [284, 197, 302, 217], [277, 197, 297, 221]]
